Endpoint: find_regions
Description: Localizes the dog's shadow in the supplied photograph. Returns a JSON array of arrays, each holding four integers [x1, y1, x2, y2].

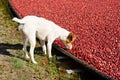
[[0, 43, 43, 59], [0, 43, 22, 56]]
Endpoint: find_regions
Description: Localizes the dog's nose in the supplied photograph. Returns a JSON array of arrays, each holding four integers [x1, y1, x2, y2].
[[67, 45, 72, 50]]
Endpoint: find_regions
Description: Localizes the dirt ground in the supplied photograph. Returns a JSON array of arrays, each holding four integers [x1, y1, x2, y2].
[[0, 0, 81, 80]]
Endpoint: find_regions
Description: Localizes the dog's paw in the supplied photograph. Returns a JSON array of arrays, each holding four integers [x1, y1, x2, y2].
[[42, 52, 47, 56], [49, 57, 52, 61], [25, 55, 30, 59], [44, 52, 47, 55], [33, 61, 38, 64]]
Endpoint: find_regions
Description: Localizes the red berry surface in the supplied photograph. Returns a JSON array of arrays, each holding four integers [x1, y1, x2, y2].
[[9, 0, 120, 80]]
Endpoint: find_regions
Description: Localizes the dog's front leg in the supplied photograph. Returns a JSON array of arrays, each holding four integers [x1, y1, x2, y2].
[[47, 41, 53, 59]]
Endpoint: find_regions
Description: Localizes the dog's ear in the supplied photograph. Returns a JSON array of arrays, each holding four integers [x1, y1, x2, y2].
[[66, 32, 76, 43]]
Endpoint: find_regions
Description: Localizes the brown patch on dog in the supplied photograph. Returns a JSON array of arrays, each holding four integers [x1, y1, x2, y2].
[[66, 32, 76, 44]]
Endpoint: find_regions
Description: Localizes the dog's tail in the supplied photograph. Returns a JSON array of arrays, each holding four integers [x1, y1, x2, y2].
[[12, 17, 25, 24], [12, 17, 25, 30]]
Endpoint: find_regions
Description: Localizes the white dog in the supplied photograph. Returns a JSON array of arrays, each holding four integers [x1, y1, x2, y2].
[[12, 16, 76, 64]]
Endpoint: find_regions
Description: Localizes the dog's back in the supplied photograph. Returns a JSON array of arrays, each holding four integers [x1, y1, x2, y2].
[[13, 16, 65, 40], [13, 16, 59, 30]]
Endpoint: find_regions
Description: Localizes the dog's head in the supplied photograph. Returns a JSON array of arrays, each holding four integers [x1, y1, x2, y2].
[[64, 32, 76, 49]]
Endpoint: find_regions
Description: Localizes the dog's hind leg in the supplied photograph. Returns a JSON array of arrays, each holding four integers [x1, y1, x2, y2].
[[28, 33, 37, 64], [22, 34, 29, 59]]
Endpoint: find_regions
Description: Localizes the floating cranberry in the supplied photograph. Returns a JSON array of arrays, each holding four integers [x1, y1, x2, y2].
[[9, 0, 120, 80]]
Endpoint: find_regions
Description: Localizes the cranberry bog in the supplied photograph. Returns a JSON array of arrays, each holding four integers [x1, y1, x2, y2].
[[9, 0, 120, 80]]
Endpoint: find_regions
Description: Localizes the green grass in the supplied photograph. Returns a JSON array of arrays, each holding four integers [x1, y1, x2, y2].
[[11, 57, 26, 69], [46, 57, 60, 80]]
